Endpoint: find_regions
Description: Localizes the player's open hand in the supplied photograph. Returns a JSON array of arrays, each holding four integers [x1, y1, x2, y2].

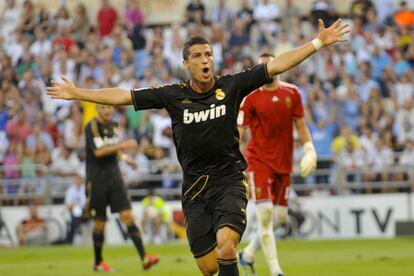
[[317, 19, 350, 47], [46, 76, 76, 100]]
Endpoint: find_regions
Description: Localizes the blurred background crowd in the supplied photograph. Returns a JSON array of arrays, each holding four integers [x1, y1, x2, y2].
[[0, 0, 414, 208]]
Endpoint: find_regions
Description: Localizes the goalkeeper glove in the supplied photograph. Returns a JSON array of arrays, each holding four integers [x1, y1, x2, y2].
[[300, 141, 317, 177]]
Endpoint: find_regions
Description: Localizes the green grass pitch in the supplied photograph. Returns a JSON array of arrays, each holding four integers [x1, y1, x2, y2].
[[0, 238, 413, 275]]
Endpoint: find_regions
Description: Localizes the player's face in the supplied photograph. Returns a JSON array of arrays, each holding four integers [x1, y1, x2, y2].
[[96, 105, 114, 123], [183, 44, 215, 84]]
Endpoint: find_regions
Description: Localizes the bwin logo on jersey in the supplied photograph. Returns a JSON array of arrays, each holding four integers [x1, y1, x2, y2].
[[183, 104, 226, 124]]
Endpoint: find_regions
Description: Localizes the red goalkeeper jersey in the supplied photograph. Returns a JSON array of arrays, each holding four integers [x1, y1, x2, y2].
[[238, 81, 304, 173]]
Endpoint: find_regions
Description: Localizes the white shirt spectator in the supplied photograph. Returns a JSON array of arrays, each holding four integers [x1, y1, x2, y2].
[[371, 140, 394, 172], [393, 78, 414, 107], [120, 150, 150, 184], [150, 110, 173, 150], [0, 1, 20, 45], [394, 102, 414, 145], [50, 148, 82, 176], [0, 131, 9, 164], [253, 0, 280, 21], [65, 181, 86, 218], [30, 39, 52, 58], [399, 141, 414, 167]]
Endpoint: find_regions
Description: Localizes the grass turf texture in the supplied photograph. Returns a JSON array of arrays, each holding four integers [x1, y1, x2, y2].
[[0, 238, 413, 275]]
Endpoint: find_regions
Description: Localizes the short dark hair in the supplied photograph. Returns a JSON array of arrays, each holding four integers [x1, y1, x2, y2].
[[183, 36, 211, 60], [259, 53, 275, 59]]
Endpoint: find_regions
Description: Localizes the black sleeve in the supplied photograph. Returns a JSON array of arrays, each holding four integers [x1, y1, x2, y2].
[[233, 63, 272, 97], [85, 123, 96, 151], [130, 85, 170, 110], [85, 120, 103, 151]]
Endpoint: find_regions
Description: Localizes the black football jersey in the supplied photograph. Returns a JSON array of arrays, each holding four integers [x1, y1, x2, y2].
[[131, 64, 271, 181], [85, 118, 122, 181]]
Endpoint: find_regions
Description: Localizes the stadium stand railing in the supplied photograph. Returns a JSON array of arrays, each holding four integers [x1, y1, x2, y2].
[[0, 157, 413, 205]]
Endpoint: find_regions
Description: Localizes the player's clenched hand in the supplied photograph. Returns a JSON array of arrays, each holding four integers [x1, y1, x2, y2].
[[46, 76, 76, 100], [119, 139, 138, 150], [300, 142, 317, 177], [317, 19, 350, 47]]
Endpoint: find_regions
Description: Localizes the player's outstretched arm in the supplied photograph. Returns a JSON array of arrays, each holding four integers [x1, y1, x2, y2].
[[46, 76, 132, 106], [267, 19, 350, 77]]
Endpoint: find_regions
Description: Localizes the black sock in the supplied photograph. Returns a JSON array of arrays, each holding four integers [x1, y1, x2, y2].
[[127, 224, 146, 260], [92, 230, 104, 265], [218, 258, 239, 276]]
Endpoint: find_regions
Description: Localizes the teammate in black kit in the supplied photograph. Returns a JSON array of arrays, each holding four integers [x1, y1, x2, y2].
[[84, 104, 159, 272], [48, 19, 349, 276]]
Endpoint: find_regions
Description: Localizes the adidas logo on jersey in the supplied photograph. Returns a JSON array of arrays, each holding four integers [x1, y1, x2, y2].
[[183, 104, 226, 124], [272, 96, 279, 102]]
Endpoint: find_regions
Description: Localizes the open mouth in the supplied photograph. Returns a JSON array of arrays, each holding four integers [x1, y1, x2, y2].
[[202, 67, 209, 74]]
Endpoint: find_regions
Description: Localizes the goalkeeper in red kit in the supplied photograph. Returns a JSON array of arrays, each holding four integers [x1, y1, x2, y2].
[[237, 53, 317, 276]]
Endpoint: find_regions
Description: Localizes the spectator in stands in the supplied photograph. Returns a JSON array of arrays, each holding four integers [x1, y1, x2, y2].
[[0, 131, 9, 166], [16, 205, 47, 246], [0, 0, 21, 45], [236, 0, 254, 31], [141, 189, 171, 244], [254, 0, 280, 47], [331, 124, 361, 154], [400, 140, 414, 167], [371, 137, 394, 191], [97, 0, 118, 38], [350, 0, 374, 23], [30, 27, 52, 59], [311, 0, 337, 27], [0, 91, 9, 133], [6, 109, 32, 143], [26, 121, 54, 152], [394, 99, 414, 146], [51, 26, 75, 53], [129, 23, 148, 79], [54, 5, 73, 30], [65, 173, 86, 244], [50, 145, 82, 177], [33, 140, 51, 166], [394, 1, 414, 28], [34, 7, 53, 35], [120, 144, 149, 186], [17, 0, 36, 39], [282, 0, 300, 31], [340, 140, 365, 191], [125, 0, 144, 36], [149, 109, 173, 155], [210, 0, 232, 27], [185, 0, 206, 24], [229, 18, 250, 57], [70, 4, 90, 44]]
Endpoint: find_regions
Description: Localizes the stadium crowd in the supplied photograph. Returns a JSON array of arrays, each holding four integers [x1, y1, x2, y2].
[[0, 0, 414, 205]]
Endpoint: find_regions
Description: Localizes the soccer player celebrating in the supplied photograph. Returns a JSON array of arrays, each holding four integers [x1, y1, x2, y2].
[[47, 19, 348, 276], [237, 53, 317, 276], [84, 104, 159, 272]]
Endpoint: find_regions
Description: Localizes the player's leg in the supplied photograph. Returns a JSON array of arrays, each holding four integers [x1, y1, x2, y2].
[[183, 178, 218, 276], [254, 168, 283, 276], [92, 219, 112, 271], [195, 250, 219, 276], [119, 209, 159, 270], [216, 226, 240, 276], [272, 175, 290, 230], [214, 172, 250, 276], [84, 180, 113, 272], [111, 180, 159, 270]]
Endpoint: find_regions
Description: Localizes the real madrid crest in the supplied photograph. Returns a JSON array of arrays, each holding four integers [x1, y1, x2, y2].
[[215, 88, 225, 100]]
